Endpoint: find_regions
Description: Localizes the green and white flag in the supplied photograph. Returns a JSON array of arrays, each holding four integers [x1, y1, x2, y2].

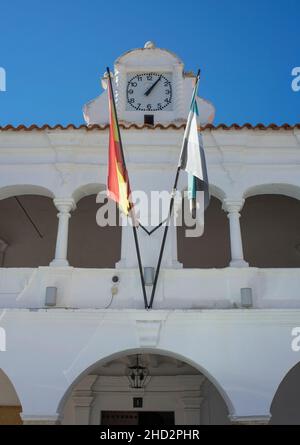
[[178, 75, 209, 217]]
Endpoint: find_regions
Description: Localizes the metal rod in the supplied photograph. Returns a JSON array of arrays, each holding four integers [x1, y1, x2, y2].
[[132, 224, 148, 308], [148, 68, 201, 309], [148, 167, 181, 309], [139, 219, 168, 236], [15, 196, 43, 238], [106, 67, 148, 309]]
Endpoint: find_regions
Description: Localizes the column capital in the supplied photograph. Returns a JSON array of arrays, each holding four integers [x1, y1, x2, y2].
[[222, 199, 245, 214], [228, 414, 271, 425], [73, 396, 94, 407], [182, 395, 204, 409], [53, 198, 76, 213]]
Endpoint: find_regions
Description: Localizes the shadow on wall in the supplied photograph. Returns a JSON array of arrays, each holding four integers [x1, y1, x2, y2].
[[241, 195, 300, 268], [177, 197, 231, 268], [0, 195, 57, 267], [68, 194, 121, 268], [0, 194, 121, 268]]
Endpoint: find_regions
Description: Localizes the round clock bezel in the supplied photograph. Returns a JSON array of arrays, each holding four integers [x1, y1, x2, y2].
[[126, 72, 173, 112]]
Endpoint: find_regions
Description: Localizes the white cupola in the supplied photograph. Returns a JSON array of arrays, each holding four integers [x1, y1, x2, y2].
[[83, 42, 215, 126]]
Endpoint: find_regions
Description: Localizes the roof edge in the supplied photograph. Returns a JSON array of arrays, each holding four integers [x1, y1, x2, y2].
[[0, 123, 299, 132]]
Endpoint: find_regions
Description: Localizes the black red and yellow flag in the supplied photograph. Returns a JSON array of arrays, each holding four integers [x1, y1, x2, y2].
[[107, 75, 132, 215]]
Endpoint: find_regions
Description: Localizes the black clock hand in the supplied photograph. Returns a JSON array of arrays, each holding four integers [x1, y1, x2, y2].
[[144, 75, 162, 96]]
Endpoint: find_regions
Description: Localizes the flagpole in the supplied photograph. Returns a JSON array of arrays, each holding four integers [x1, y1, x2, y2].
[[148, 69, 201, 309], [106, 67, 148, 309], [147, 166, 180, 309]]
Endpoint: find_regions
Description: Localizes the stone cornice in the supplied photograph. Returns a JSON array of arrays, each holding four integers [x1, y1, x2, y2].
[[2, 308, 300, 325]]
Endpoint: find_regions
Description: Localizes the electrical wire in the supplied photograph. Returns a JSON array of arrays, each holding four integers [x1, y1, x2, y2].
[[15, 196, 43, 238], [105, 292, 114, 309]]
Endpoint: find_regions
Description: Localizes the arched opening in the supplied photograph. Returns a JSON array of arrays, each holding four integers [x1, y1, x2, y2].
[[177, 196, 230, 268], [0, 369, 22, 425], [241, 194, 300, 267], [68, 194, 121, 268], [270, 362, 300, 424], [59, 351, 230, 425], [0, 194, 57, 267]]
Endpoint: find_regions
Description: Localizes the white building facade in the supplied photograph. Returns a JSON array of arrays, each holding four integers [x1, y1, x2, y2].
[[0, 43, 300, 425]]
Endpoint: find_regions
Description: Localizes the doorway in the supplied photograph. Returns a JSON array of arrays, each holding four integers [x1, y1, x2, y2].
[[101, 411, 175, 425]]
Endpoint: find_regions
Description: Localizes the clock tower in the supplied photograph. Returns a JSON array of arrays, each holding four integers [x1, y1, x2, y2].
[[82, 42, 215, 269], [83, 41, 215, 126]]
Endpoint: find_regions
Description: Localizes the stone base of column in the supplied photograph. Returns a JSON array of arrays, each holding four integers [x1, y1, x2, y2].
[[21, 415, 61, 425], [171, 260, 183, 269], [115, 259, 129, 269], [116, 260, 183, 269], [229, 415, 270, 425], [229, 259, 249, 268], [49, 259, 70, 267]]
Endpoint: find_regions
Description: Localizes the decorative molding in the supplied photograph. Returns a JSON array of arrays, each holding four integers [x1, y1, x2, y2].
[[222, 199, 245, 214], [53, 197, 76, 212], [182, 394, 204, 410], [173, 63, 184, 120], [3, 307, 300, 325], [74, 374, 98, 392], [92, 375, 204, 393], [136, 320, 162, 347], [21, 415, 61, 425], [72, 396, 94, 407], [228, 414, 271, 425]]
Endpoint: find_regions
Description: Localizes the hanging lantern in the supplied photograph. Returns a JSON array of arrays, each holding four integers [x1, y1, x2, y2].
[[126, 355, 150, 389]]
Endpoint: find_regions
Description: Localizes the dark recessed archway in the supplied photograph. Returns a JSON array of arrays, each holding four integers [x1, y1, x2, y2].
[[58, 350, 230, 425], [0, 369, 22, 425], [270, 362, 300, 424], [0, 195, 57, 267], [68, 195, 121, 268], [177, 196, 230, 268], [241, 194, 300, 267]]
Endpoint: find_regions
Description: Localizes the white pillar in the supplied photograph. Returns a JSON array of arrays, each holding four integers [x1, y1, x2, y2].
[[223, 199, 248, 268], [72, 375, 97, 425], [182, 392, 203, 425], [116, 212, 182, 269], [73, 396, 94, 425], [50, 198, 76, 267]]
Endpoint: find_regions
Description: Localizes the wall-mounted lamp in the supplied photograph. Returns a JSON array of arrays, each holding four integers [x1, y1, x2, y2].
[[240, 287, 253, 308], [144, 267, 154, 286], [45, 287, 57, 306]]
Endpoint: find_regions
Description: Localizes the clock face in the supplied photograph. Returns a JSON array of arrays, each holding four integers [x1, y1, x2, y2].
[[126, 72, 173, 111]]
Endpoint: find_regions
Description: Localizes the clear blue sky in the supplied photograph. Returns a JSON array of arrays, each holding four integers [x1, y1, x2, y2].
[[0, 0, 299, 126]]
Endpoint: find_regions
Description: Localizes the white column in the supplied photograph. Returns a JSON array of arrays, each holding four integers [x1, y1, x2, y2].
[[72, 375, 97, 425], [116, 208, 182, 269], [182, 391, 203, 425], [73, 396, 94, 425], [223, 199, 248, 268], [50, 198, 76, 267]]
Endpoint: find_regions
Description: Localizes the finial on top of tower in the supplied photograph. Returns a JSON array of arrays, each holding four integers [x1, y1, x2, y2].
[[144, 41, 156, 49]]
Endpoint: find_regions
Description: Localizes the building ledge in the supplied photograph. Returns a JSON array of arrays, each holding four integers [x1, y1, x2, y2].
[[0, 266, 299, 310]]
